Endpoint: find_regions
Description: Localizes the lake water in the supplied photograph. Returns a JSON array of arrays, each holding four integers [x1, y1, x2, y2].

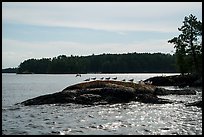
[[2, 73, 202, 135]]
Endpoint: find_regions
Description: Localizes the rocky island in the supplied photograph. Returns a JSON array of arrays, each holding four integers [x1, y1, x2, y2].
[[20, 76, 201, 107], [144, 74, 202, 87]]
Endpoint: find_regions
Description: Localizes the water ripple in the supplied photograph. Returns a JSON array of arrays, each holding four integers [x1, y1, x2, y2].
[[2, 97, 202, 135]]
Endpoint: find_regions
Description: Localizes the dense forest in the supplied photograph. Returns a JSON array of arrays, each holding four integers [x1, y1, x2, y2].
[[2, 67, 18, 73], [11, 52, 177, 74]]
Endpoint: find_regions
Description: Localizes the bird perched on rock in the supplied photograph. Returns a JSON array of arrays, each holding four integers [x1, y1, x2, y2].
[[75, 73, 81, 77], [84, 78, 90, 81], [91, 77, 96, 80], [105, 77, 110, 80], [129, 78, 134, 82]]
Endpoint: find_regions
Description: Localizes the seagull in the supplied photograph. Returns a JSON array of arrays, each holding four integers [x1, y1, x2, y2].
[[122, 79, 126, 82], [105, 77, 110, 80], [112, 77, 117, 80], [84, 78, 90, 81], [75, 73, 81, 77], [129, 78, 134, 82], [91, 77, 96, 80]]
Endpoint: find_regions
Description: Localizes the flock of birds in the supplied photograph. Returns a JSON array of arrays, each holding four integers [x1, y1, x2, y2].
[[83, 76, 127, 82], [75, 74, 152, 84]]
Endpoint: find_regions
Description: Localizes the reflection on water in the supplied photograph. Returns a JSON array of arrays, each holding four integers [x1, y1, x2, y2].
[[2, 101, 202, 135], [2, 73, 202, 135]]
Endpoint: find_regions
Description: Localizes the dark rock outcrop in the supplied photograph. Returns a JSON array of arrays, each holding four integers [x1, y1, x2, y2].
[[154, 87, 196, 95], [135, 94, 173, 104], [144, 74, 202, 87], [186, 101, 202, 108], [20, 80, 198, 106]]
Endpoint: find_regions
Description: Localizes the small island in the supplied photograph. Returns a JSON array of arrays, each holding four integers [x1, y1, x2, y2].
[[20, 78, 201, 107]]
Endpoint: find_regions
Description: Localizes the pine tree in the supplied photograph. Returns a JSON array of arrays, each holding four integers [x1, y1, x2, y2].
[[168, 14, 202, 75]]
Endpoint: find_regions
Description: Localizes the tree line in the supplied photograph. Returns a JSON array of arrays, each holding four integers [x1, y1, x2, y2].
[[2, 67, 18, 73], [15, 52, 177, 74]]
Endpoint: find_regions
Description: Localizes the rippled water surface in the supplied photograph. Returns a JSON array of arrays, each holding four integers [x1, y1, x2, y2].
[[2, 73, 202, 135]]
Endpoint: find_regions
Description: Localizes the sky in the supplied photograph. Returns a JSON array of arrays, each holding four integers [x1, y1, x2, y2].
[[2, 2, 202, 69]]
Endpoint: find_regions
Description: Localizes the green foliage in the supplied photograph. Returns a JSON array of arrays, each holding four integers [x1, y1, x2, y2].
[[17, 52, 177, 74], [168, 14, 202, 75]]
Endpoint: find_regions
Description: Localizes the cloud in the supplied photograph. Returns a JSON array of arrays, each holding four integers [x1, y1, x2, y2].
[[2, 2, 202, 33], [2, 2, 201, 68]]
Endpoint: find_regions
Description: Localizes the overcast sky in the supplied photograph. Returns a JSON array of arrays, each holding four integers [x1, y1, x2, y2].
[[2, 2, 202, 69]]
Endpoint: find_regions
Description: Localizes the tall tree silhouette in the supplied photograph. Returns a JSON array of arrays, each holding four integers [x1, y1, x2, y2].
[[168, 14, 202, 75]]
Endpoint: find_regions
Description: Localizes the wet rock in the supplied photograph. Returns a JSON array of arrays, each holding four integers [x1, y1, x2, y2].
[[135, 94, 172, 104], [144, 74, 202, 87], [21, 91, 76, 106], [154, 88, 196, 95], [75, 94, 102, 105], [186, 101, 202, 108]]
